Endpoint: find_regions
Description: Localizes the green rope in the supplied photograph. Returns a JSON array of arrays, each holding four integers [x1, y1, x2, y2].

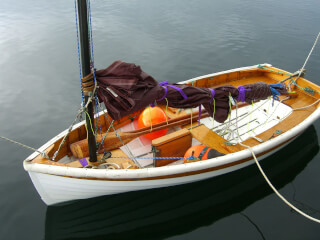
[[260, 64, 319, 95], [258, 64, 292, 76], [97, 120, 114, 149], [165, 98, 169, 125], [292, 81, 319, 95], [190, 109, 193, 132]]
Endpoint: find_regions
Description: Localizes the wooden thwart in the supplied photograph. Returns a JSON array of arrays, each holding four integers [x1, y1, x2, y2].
[[190, 125, 244, 154], [152, 129, 192, 167]]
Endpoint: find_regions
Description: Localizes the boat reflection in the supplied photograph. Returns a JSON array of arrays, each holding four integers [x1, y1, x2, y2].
[[45, 126, 319, 240]]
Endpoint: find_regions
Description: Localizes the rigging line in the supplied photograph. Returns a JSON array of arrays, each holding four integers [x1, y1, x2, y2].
[[0, 136, 50, 160], [98, 106, 141, 168], [298, 32, 320, 79], [52, 107, 84, 161], [234, 100, 244, 142], [220, 94, 233, 137], [216, 99, 271, 138], [87, 0, 105, 153], [74, 0, 84, 104], [97, 119, 114, 149], [239, 142, 320, 224]]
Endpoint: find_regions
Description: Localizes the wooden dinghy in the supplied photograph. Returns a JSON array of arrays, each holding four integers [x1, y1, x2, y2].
[[23, 63, 320, 205]]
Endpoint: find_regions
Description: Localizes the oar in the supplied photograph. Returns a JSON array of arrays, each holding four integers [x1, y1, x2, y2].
[[127, 101, 250, 135], [70, 112, 209, 158], [127, 110, 206, 134]]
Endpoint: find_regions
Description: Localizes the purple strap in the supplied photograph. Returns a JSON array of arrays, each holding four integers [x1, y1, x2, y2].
[[210, 89, 215, 100], [158, 81, 188, 100], [237, 86, 250, 102], [157, 82, 169, 101], [79, 158, 88, 167], [150, 82, 169, 107]]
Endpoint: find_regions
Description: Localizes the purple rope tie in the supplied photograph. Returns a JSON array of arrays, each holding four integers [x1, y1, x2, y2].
[[151, 81, 187, 107], [237, 86, 250, 102], [210, 89, 215, 100], [159, 81, 188, 100]]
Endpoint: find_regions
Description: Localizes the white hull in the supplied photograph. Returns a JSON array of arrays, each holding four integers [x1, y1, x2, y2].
[[28, 136, 295, 205]]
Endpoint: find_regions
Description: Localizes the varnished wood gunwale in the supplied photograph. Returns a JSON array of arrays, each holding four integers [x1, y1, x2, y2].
[[52, 134, 297, 182]]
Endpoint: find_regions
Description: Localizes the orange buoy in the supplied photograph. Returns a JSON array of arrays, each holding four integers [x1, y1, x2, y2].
[[138, 106, 169, 140]]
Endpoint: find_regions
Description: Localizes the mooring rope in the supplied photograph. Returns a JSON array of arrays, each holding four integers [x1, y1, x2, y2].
[[0, 136, 50, 160], [293, 99, 320, 111], [297, 32, 320, 80], [288, 32, 320, 94], [239, 142, 320, 224]]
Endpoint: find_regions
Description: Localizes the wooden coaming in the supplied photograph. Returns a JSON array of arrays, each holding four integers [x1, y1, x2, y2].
[[56, 135, 297, 182]]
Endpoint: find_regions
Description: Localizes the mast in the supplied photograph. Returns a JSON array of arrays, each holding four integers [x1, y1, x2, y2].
[[77, 0, 97, 162]]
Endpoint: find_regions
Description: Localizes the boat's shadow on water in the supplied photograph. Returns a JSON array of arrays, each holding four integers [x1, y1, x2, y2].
[[45, 126, 319, 240]]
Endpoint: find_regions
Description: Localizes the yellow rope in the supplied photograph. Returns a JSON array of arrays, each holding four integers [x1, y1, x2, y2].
[[247, 100, 254, 134], [84, 111, 95, 139], [212, 98, 215, 128], [190, 109, 193, 133], [190, 81, 194, 132], [148, 107, 153, 132], [165, 98, 169, 125]]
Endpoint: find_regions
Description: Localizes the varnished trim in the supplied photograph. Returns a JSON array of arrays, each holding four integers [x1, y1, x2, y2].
[[52, 135, 296, 181]]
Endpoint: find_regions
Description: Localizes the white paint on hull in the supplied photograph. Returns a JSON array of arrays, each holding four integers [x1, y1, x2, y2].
[[29, 137, 293, 205]]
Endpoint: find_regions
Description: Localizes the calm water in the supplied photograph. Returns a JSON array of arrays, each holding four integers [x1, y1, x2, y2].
[[1, 0, 320, 239]]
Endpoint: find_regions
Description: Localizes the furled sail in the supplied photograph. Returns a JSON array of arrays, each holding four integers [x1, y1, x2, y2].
[[93, 61, 288, 122]]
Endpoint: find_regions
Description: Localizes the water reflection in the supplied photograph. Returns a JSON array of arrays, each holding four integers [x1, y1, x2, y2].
[[45, 126, 318, 240]]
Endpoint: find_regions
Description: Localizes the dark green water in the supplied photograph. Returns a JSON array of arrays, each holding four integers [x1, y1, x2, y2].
[[1, 0, 320, 239]]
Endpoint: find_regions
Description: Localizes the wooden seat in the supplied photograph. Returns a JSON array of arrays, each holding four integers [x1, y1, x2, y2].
[[189, 125, 244, 154]]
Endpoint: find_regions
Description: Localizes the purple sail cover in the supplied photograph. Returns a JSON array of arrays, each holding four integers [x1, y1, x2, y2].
[[96, 61, 165, 120], [96, 61, 287, 122]]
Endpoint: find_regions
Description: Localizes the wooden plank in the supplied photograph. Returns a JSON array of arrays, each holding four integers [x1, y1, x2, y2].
[[189, 125, 244, 154]]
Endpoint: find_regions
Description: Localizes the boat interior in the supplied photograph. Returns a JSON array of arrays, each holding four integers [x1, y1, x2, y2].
[[30, 66, 320, 169]]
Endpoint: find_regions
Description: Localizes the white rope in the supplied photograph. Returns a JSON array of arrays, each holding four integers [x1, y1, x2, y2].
[[98, 162, 121, 169], [239, 142, 320, 223], [298, 32, 320, 79], [292, 99, 320, 111]]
